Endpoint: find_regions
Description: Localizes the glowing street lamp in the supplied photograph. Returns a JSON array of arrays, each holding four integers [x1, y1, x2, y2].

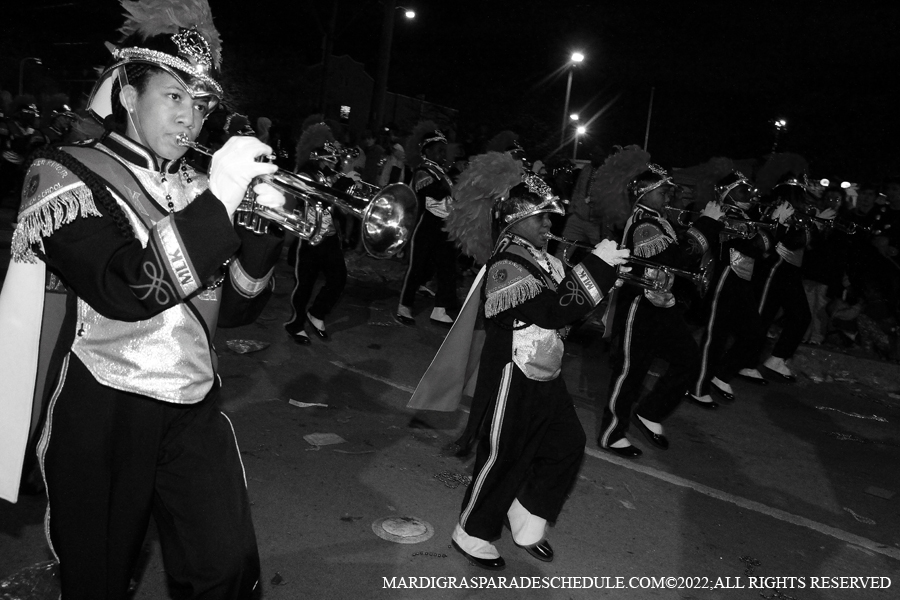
[[573, 125, 587, 160], [569, 113, 579, 121], [771, 117, 788, 153], [559, 51, 585, 150], [400, 6, 416, 18]]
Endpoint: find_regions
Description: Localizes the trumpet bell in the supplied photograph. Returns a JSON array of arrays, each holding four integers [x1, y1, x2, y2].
[[251, 171, 418, 259], [360, 183, 418, 259]]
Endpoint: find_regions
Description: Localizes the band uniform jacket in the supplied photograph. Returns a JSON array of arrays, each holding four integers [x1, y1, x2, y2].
[[615, 204, 722, 310], [13, 131, 283, 404], [413, 158, 453, 219], [474, 235, 617, 398]]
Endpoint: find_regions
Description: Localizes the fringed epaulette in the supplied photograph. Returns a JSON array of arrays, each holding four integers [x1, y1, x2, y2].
[[413, 167, 435, 192], [631, 221, 674, 258], [483, 257, 545, 318], [11, 147, 103, 263]]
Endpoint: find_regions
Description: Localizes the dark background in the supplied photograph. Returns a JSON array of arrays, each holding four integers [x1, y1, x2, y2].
[[2, 0, 898, 181]]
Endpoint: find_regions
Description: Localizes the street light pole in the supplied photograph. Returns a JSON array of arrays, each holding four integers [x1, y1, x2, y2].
[[18, 57, 42, 96], [560, 69, 574, 150], [369, 0, 398, 133], [558, 52, 583, 152], [318, 0, 340, 115]]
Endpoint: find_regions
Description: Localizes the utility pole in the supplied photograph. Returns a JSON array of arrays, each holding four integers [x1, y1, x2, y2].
[[368, 0, 396, 133], [643, 87, 655, 151], [318, 0, 340, 115]]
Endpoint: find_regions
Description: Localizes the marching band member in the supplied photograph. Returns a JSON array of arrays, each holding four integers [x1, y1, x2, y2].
[[410, 151, 627, 568], [283, 122, 350, 345], [599, 165, 724, 458], [690, 171, 773, 405], [396, 121, 458, 327], [752, 176, 824, 381], [0, 0, 285, 595]]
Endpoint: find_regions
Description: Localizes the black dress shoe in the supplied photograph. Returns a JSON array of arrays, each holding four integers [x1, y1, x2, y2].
[[394, 312, 416, 326], [306, 315, 328, 340], [451, 540, 505, 570], [518, 539, 553, 562], [631, 415, 669, 450], [762, 365, 796, 382], [284, 325, 311, 345], [289, 332, 311, 346], [600, 442, 642, 458], [709, 381, 735, 402], [685, 393, 719, 410], [736, 371, 768, 386]]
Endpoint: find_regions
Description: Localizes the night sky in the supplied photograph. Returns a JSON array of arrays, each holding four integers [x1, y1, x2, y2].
[[3, 1, 898, 181]]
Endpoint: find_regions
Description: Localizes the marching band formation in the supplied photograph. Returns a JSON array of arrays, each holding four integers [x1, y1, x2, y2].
[[2, 0, 899, 593]]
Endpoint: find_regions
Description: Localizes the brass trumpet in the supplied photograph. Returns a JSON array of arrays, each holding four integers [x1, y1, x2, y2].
[[663, 206, 769, 240], [621, 255, 712, 297], [545, 233, 711, 295], [801, 212, 871, 235], [177, 135, 418, 259]]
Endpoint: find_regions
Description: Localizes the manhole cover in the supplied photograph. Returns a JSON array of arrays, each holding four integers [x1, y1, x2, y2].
[[372, 516, 434, 544]]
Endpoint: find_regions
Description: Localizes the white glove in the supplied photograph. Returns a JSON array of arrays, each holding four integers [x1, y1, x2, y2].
[[209, 137, 279, 218], [251, 182, 285, 211], [700, 201, 726, 221], [771, 201, 795, 224], [591, 239, 630, 266], [816, 207, 837, 220]]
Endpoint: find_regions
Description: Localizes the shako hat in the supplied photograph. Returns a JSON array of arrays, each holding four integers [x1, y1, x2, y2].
[[89, 0, 224, 122]]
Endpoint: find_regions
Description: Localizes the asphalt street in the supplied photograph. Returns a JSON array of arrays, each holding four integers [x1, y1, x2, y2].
[[1, 249, 899, 600]]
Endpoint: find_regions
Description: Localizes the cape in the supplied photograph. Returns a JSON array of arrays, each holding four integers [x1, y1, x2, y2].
[[406, 266, 486, 412]]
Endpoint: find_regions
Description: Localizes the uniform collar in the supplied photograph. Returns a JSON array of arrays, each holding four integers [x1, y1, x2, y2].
[[634, 202, 663, 218], [99, 131, 181, 174]]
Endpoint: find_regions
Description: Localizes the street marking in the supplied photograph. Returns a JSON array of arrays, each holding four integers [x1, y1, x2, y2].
[[584, 447, 900, 562], [330, 361, 415, 393], [331, 361, 469, 413]]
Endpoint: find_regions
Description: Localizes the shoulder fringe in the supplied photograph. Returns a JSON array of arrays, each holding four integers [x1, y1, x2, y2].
[[631, 221, 673, 258], [484, 275, 544, 318], [12, 184, 101, 263], [633, 236, 670, 258], [632, 225, 672, 258]]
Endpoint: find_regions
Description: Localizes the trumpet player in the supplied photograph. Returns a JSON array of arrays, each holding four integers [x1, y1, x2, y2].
[[690, 172, 773, 406], [438, 158, 628, 569], [599, 165, 724, 458], [283, 122, 350, 345], [752, 176, 821, 381], [396, 121, 458, 327], [0, 0, 284, 594]]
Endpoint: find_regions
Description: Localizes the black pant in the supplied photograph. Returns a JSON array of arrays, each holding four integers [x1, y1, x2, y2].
[[399, 211, 458, 311], [459, 364, 585, 541], [693, 267, 767, 395], [599, 294, 700, 447], [285, 234, 347, 334], [40, 354, 259, 600], [756, 256, 811, 360]]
